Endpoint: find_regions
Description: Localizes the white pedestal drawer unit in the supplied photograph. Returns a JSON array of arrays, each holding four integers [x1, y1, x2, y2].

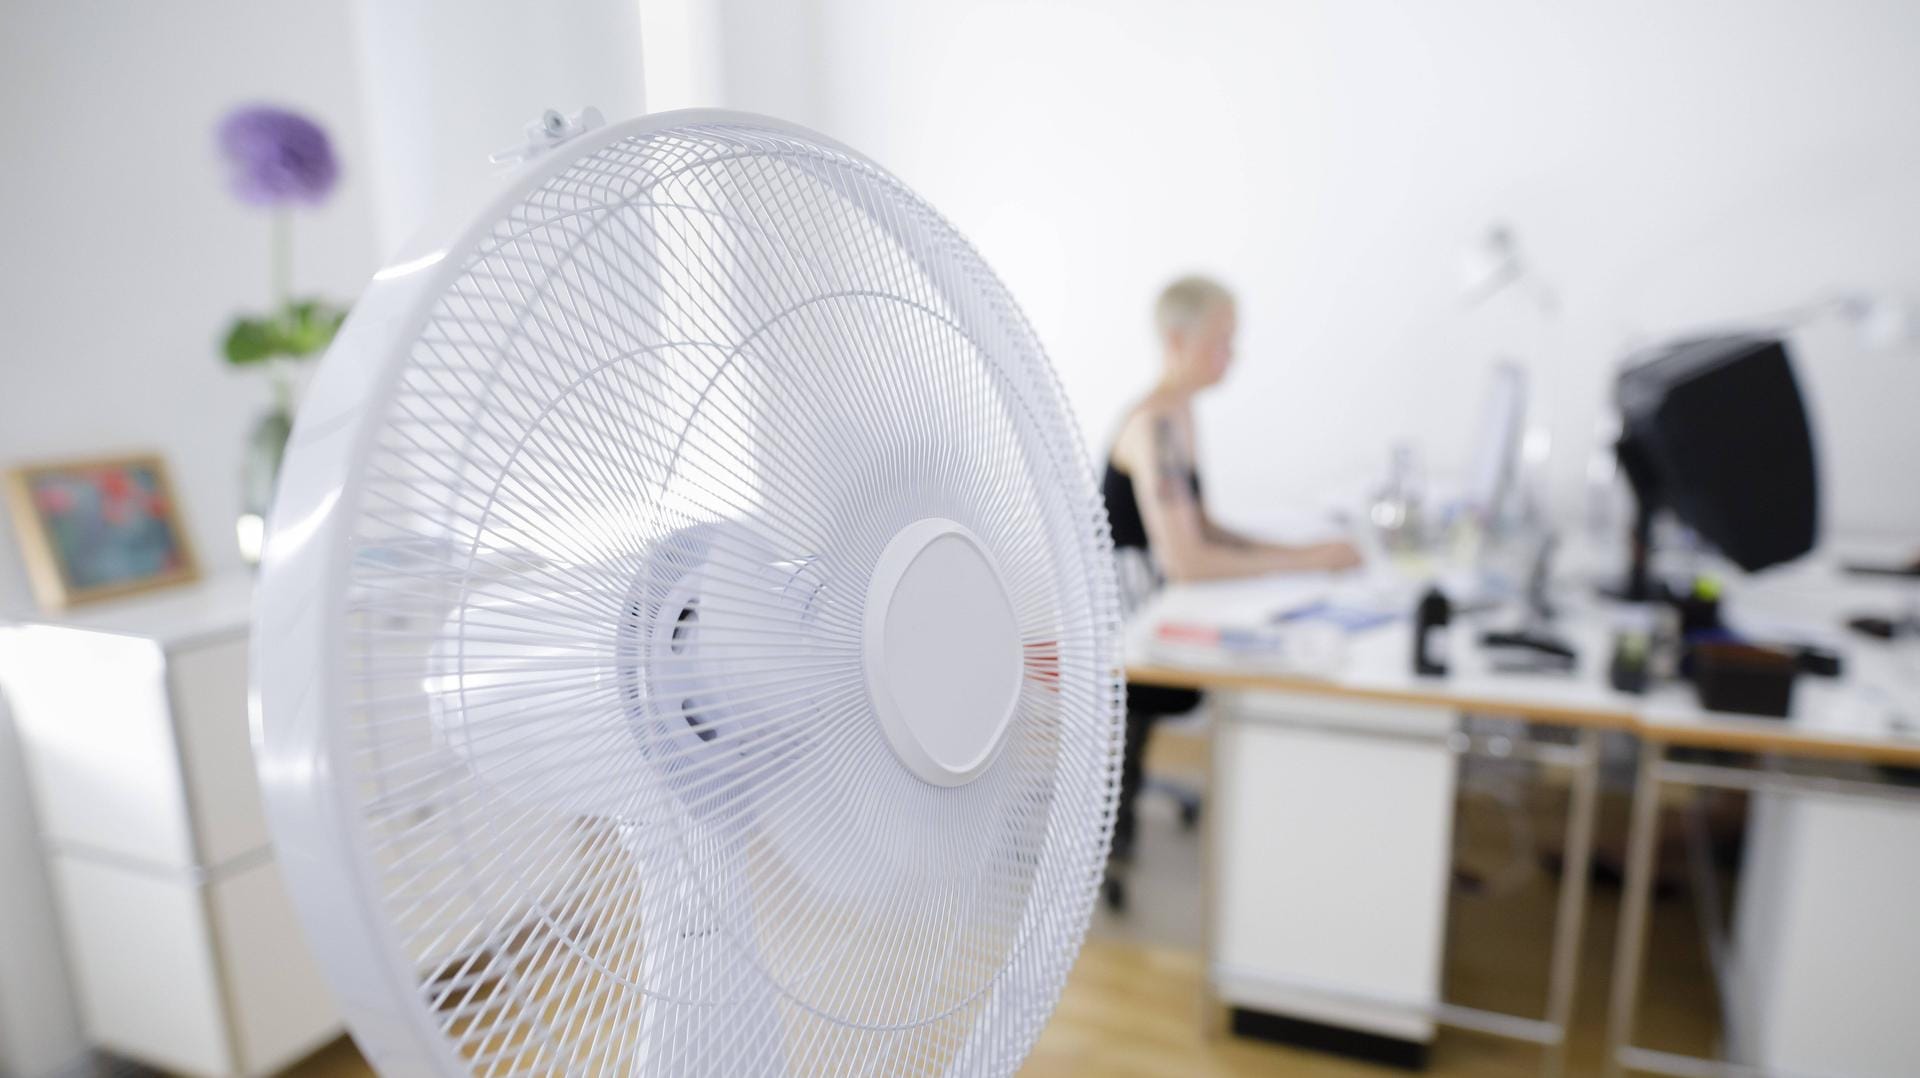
[[0, 574, 338, 1077]]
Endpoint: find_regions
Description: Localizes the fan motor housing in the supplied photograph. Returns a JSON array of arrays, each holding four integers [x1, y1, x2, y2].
[[863, 517, 1022, 787]]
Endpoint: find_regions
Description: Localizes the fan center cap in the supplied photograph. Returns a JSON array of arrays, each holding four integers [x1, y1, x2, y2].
[[864, 518, 1022, 787]]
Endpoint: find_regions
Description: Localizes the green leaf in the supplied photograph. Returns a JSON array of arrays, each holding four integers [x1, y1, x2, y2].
[[223, 317, 280, 365], [282, 299, 349, 357], [222, 298, 349, 366]]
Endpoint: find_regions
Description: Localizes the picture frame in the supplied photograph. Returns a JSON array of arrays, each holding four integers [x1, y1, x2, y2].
[[5, 453, 200, 610]]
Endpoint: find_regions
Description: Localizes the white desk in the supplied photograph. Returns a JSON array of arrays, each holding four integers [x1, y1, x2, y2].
[[1604, 562, 1920, 1078], [1129, 571, 1629, 1076], [1126, 558, 1920, 1078], [1131, 571, 1643, 729]]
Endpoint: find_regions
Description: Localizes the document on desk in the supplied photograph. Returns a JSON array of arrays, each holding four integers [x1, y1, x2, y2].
[[1268, 597, 1403, 633], [1147, 617, 1349, 674], [1130, 574, 1410, 674]]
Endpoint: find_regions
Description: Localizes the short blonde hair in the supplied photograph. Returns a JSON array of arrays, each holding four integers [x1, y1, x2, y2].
[[1154, 275, 1235, 337]]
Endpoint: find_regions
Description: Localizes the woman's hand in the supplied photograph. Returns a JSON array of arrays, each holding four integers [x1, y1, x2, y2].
[[1301, 540, 1363, 572]]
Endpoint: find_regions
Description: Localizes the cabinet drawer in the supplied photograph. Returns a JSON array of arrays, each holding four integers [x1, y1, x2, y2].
[[51, 855, 229, 1076], [1212, 693, 1457, 1041], [51, 853, 339, 1078], [170, 636, 271, 866], [208, 858, 341, 1074], [1, 626, 198, 866]]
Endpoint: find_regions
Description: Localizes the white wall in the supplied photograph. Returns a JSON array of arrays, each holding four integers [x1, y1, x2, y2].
[[0, 6, 379, 1072], [706, 0, 1920, 542], [0, 1, 657, 1069], [354, 0, 649, 256], [0, 3, 381, 619]]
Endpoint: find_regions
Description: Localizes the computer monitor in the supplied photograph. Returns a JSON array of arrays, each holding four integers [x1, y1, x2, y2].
[[1463, 360, 1527, 524], [1614, 334, 1819, 599]]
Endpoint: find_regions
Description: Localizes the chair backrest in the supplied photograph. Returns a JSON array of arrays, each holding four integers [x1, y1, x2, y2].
[[1113, 546, 1159, 623]]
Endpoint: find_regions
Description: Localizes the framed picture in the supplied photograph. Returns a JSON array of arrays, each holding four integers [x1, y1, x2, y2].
[[5, 454, 200, 610]]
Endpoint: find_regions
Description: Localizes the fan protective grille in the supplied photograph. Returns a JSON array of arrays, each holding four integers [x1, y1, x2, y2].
[[329, 117, 1121, 1076]]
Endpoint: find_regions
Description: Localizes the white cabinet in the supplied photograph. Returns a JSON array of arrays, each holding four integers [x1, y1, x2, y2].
[[1729, 790, 1920, 1078], [1210, 690, 1457, 1047], [0, 575, 338, 1077]]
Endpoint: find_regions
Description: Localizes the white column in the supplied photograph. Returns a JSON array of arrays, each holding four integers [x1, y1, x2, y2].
[[351, 0, 649, 257], [638, 0, 725, 113]]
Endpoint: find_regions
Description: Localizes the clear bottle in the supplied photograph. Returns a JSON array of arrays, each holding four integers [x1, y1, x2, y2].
[[1371, 442, 1427, 556]]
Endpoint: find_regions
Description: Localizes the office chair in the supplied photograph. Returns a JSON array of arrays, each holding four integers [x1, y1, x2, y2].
[[1142, 702, 1207, 831], [1104, 687, 1206, 913]]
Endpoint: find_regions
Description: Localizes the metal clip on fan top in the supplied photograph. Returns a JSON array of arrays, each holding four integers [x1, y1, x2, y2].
[[489, 105, 605, 166]]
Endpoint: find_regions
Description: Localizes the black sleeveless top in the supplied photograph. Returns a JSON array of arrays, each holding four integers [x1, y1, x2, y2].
[[1101, 459, 1201, 553], [1103, 458, 1206, 712]]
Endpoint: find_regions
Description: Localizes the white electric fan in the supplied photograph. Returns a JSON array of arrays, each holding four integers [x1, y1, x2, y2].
[[252, 109, 1124, 1076]]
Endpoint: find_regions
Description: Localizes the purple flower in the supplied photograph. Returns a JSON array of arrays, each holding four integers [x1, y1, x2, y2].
[[217, 105, 339, 206]]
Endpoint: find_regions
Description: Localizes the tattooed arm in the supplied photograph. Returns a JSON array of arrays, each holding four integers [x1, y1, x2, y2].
[[1200, 516, 1258, 549], [1118, 405, 1358, 582]]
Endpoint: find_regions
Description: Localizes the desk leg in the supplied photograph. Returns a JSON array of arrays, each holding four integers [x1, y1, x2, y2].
[[1542, 728, 1600, 1078], [1604, 738, 1663, 1078], [1199, 701, 1227, 1040]]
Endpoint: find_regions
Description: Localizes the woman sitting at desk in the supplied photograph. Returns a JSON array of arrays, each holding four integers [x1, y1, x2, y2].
[[1103, 274, 1360, 869]]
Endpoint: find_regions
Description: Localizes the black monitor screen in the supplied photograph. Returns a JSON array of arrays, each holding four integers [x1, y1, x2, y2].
[[1615, 335, 1818, 573]]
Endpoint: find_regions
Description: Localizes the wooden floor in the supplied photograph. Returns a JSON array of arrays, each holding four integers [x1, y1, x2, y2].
[[287, 896, 1709, 1078], [281, 742, 1721, 1078], [1030, 852, 1712, 1078]]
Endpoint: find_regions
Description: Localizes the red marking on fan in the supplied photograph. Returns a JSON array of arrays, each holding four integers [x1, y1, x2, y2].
[[1024, 640, 1060, 690]]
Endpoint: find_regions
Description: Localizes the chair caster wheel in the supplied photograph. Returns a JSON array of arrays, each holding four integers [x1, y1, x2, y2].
[[1179, 802, 1201, 830], [1102, 876, 1127, 912]]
